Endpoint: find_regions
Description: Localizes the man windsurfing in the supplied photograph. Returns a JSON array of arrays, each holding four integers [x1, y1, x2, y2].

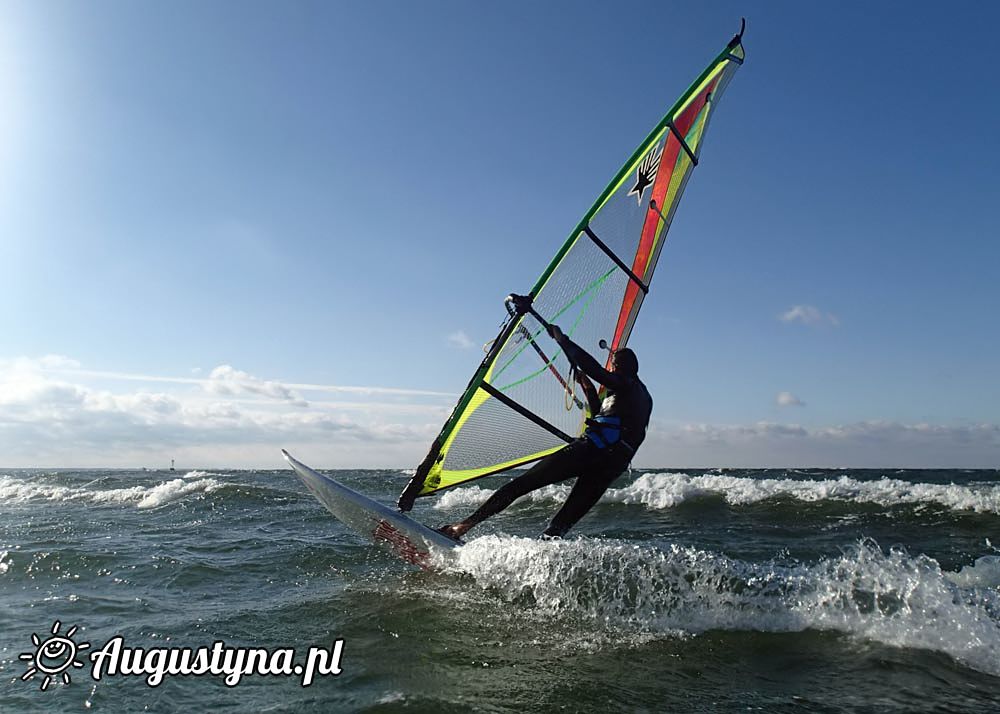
[[438, 318, 652, 539]]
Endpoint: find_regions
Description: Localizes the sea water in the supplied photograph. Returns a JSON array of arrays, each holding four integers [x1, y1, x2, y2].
[[1, 467, 998, 711]]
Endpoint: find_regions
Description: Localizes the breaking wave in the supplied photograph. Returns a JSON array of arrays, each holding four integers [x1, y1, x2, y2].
[[433, 472, 1000, 514], [439, 536, 1000, 677], [0, 473, 227, 509]]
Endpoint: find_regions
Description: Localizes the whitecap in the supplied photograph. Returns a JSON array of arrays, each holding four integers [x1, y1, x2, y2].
[[435, 536, 1000, 677], [432, 472, 1000, 515], [433, 483, 572, 511], [0, 474, 225, 509], [614, 472, 1000, 513]]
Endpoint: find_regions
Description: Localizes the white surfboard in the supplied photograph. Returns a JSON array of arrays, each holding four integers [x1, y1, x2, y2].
[[282, 449, 460, 569]]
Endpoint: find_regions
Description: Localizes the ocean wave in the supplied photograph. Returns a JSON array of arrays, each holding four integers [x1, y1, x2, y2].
[[946, 555, 1000, 589], [0, 475, 226, 510], [178, 469, 220, 479], [438, 537, 1000, 677], [620, 473, 1000, 513], [433, 484, 571, 510], [433, 472, 1000, 514]]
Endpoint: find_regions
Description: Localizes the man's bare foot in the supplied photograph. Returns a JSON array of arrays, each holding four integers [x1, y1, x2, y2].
[[436, 522, 471, 540]]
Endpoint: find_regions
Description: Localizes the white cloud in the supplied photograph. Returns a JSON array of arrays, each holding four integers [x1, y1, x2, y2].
[[205, 365, 308, 406], [4, 356, 999, 469], [447, 330, 475, 350], [776, 391, 805, 407], [0, 356, 88, 410], [779, 305, 840, 326]]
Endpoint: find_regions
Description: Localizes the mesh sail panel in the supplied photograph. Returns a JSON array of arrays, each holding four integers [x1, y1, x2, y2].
[[405, 32, 746, 500], [443, 387, 567, 472], [428, 237, 634, 491]]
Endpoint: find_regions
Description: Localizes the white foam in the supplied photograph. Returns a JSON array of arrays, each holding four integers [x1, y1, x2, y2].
[[946, 555, 1000, 589], [180, 469, 218, 479], [433, 472, 1000, 514], [0, 475, 225, 510], [616, 472, 1000, 513], [134, 478, 225, 509], [376, 692, 407, 705], [607, 472, 708, 509], [436, 536, 1000, 677], [433, 484, 571, 511]]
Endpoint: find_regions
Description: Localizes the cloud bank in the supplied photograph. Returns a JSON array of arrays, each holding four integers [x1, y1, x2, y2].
[[640, 420, 1000, 469], [1, 356, 997, 469], [0, 356, 445, 468]]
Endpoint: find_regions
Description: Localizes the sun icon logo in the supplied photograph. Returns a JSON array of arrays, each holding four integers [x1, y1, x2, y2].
[[18, 621, 91, 691]]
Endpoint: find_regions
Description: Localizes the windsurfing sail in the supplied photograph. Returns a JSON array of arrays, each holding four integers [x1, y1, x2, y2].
[[398, 23, 746, 510]]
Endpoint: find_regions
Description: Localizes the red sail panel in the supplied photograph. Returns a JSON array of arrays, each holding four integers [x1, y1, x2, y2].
[[610, 76, 721, 352]]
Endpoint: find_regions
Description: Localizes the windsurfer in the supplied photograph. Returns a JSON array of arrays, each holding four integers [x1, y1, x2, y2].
[[438, 323, 653, 539]]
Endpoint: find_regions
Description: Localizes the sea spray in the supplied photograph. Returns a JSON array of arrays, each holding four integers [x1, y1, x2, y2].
[[440, 536, 1000, 677]]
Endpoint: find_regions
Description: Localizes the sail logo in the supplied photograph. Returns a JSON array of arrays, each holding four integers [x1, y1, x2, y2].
[[627, 142, 663, 204]]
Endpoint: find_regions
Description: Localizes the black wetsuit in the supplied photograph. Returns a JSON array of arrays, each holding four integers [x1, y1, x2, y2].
[[460, 335, 653, 537]]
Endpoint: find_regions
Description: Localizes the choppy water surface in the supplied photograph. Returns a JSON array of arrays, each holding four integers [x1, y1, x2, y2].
[[1, 466, 998, 712]]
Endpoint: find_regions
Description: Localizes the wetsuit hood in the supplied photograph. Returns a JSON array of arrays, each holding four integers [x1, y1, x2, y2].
[[613, 348, 638, 377]]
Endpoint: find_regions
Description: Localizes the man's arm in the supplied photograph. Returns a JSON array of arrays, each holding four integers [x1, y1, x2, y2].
[[548, 325, 626, 391], [576, 370, 602, 416]]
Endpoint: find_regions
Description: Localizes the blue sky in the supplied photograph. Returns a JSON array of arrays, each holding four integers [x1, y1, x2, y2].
[[1, 1, 998, 468]]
